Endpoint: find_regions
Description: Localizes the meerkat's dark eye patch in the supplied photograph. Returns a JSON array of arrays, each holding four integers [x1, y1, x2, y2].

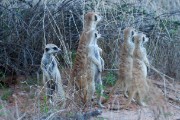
[[94, 15, 97, 21], [45, 48, 49, 52], [142, 37, 145, 42], [53, 47, 58, 50], [131, 31, 134, 36], [95, 33, 97, 38], [132, 37, 134, 42]]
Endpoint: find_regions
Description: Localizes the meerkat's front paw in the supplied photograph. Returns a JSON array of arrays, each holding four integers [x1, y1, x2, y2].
[[98, 65, 102, 72]]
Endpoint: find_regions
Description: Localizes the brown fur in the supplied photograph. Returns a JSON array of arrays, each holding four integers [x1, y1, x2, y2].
[[70, 12, 102, 105], [71, 12, 102, 82], [86, 30, 105, 107], [70, 31, 93, 104], [122, 33, 149, 108], [110, 27, 137, 97]]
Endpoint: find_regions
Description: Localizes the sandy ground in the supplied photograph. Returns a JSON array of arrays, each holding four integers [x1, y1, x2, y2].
[[94, 79, 180, 120], [0, 76, 179, 120], [95, 102, 180, 120]]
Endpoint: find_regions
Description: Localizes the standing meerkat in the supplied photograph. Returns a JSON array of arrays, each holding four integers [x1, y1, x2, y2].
[[94, 40, 105, 108], [71, 12, 102, 81], [41, 44, 65, 106], [110, 27, 137, 98], [70, 12, 102, 104], [86, 30, 105, 108], [122, 33, 149, 108]]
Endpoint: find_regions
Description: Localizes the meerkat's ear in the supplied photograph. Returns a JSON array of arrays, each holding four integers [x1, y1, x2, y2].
[[94, 15, 97, 21]]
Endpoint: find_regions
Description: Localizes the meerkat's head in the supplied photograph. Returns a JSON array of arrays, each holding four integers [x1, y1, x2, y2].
[[133, 33, 149, 47], [85, 29, 101, 44], [84, 12, 102, 31], [123, 27, 137, 42], [44, 44, 61, 55]]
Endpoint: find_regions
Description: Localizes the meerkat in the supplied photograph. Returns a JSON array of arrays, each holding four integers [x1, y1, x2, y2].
[[110, 27, 137, 98], [122, 33, 149, 108], [86, 30, 105, 108], [93, 34, 105, 108], [70, 12, 102, 104], [41, 44, 65, 105], [95, 49, 105, 108], [71, 12, 102, 82]]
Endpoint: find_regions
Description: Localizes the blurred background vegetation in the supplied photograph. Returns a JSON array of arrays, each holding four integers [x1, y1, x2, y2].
[[0, 0, 179, 85]]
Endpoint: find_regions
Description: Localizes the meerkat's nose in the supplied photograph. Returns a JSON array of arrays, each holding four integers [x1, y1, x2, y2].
[[58, 48, 62, 52]]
